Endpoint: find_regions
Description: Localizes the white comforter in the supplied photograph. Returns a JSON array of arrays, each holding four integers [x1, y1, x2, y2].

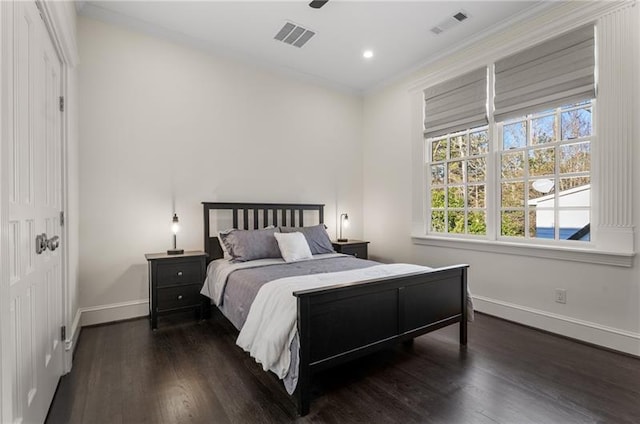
[[236, 263, 432, 379]]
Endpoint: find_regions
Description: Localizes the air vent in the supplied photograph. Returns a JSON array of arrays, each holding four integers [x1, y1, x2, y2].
[[274, 21, 316, 48], [430, 10, 469, 35], [453, 12, 468, 22]]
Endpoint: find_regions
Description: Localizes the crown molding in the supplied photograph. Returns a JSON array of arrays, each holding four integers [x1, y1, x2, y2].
[[39, 0, 79, 67]]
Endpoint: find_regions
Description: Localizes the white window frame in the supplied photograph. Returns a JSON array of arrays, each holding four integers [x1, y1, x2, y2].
[[496, 101, 595, 244], [426, 127, 489, 239], [425, 102, 595, 243]]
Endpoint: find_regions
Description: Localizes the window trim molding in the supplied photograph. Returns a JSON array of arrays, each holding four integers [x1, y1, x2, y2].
[[410, 1, 636, 261], [411, 234, 634, 267]]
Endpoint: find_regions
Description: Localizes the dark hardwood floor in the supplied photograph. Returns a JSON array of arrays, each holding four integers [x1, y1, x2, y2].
[[46, 311, 640, 424]]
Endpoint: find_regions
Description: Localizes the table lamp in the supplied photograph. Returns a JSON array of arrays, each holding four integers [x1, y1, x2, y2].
[[167, 213, 184, 255]]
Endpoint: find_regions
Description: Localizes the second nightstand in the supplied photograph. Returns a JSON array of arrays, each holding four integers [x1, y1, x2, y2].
[[332, 240, 369, 259], [145, 251, 208, 329]]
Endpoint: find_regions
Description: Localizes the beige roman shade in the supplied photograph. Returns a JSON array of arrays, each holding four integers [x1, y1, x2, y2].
[[494, 25, 595, 122], [423, 67, 488, 139]]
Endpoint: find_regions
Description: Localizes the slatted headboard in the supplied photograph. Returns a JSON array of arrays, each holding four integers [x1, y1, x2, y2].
[[202, 202, 325, 262]]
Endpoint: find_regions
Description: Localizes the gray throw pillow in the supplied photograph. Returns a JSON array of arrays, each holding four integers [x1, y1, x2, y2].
[[280, 224, 335, 255], [219, 227, 281, 262]]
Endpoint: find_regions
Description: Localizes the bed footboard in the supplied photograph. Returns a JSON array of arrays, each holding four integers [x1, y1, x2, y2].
[[293, 264, 469, 416]]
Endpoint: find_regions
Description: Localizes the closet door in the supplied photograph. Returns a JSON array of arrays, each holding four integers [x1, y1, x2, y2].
[[5, 1, 64, 422]]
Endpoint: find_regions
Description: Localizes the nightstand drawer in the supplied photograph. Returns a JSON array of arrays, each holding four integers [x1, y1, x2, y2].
[[340, 245, 367, 259], [156, 261, 202, 287], [156, 284, 201, 312]]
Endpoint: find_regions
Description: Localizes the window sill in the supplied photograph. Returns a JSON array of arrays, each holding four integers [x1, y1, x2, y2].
[[411, 235, 635, 267]]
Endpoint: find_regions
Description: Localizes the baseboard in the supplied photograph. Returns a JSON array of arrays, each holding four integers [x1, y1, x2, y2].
[[79, 299, 149, 327], [473, 295, 640, 356]]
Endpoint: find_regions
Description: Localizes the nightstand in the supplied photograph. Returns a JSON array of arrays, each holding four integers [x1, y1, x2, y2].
[[145, 251, 207, 329], [332, 240, 369, 259]]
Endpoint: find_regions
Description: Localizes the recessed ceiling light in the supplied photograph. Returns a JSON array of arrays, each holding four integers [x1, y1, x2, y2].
[[363, 50, 374, 59]]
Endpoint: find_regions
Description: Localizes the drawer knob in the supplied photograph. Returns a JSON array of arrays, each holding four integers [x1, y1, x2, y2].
[[177, 271, 183, 276], [177, 295, 183, 300]]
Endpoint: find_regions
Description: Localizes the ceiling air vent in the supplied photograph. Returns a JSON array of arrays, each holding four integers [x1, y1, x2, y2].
[[430, 10, 469, 35], [274, 21, 316, 48]]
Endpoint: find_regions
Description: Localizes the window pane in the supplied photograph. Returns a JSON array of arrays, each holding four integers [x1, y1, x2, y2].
[[448, 211, 465, 234], [529, 209, 555, 239], [560, 142, 590, 174], [501, 181, 525, 207], [450, 135, 467, 159], [559, 176, 590, 193], [468, 211, 486, 235], [501, 151, 525, 179], [467, 158, 486, 182], [448, 161, 464, 184], [529, 147, 555, 176], [529, 179, 556, 208], [558, 180, 590, 207], [501, 210, 525, 237], [561, 107, 592, 140], [431, 211, 445, 233], [503, 121, 526, 149], [467, 185, 485, 208], [431, 164, 445, 185], [431, 138, 448, 161], [448, 186, 465, 208], [531, 114, 556, 144], [470, 130, 488, 155], [431, 188, 445, 208], [559, 209, 590, 240]]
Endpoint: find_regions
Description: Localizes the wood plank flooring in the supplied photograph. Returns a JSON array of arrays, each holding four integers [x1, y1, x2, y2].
[[46, 311, 640, 424]]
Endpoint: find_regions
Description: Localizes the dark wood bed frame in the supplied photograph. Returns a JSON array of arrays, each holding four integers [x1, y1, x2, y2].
[[202, 202, 469, 416]]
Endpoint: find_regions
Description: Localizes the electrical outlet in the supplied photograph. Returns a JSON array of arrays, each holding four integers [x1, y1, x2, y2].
[[555, 288, 567, 304]]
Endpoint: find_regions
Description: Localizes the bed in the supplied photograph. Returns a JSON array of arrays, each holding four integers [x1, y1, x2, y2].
[[201, 202, 469, 416]]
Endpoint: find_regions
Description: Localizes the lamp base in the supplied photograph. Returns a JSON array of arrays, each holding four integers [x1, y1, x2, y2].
[[167, 248, 184, 255], [337, 238, 348, 242]]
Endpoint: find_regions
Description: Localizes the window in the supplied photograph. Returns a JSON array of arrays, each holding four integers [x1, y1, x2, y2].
[[424, 25, 595, 245], [499, 102, 592, 241], [426, 102, 594, 243], [428, 127, 488, 236]]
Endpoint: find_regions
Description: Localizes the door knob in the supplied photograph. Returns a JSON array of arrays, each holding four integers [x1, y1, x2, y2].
[[35, 234, 60, 254], [47, 236, 60, 252]]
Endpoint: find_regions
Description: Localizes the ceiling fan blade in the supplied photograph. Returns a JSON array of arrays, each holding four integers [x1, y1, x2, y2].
[[309, 0, 329, 9]]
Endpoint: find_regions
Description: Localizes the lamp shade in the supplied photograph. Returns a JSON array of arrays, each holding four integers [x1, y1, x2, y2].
[[338, 213, 349, 242], [171, 213, 180, 234]]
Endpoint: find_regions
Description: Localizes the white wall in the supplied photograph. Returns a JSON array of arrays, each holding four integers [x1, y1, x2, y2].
[[77, 17, 364, 323], [363, 4, 640, 355]]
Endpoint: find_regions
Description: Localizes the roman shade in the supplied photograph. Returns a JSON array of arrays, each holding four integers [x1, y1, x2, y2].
[[494, 25, 595, 122], [423, 67, 487, 139]]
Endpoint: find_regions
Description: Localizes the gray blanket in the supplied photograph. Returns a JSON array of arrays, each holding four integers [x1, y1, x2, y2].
[[219, 256, 379, 331]]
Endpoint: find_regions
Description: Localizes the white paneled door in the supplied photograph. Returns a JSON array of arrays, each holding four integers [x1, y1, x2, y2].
[[5, 1, 65, 423]]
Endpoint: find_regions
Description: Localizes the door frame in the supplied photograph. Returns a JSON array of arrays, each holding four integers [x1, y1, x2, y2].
[[0, 1, 78, 421], [38, 0, 79, 376]]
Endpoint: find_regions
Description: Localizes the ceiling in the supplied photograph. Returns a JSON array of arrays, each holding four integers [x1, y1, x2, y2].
[[78, 1, 545, 93]]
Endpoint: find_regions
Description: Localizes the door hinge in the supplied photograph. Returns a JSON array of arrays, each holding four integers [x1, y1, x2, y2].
[[59, 96, 64, 112], [61, 325, 66, 341], [60, 211, 65, 226]]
